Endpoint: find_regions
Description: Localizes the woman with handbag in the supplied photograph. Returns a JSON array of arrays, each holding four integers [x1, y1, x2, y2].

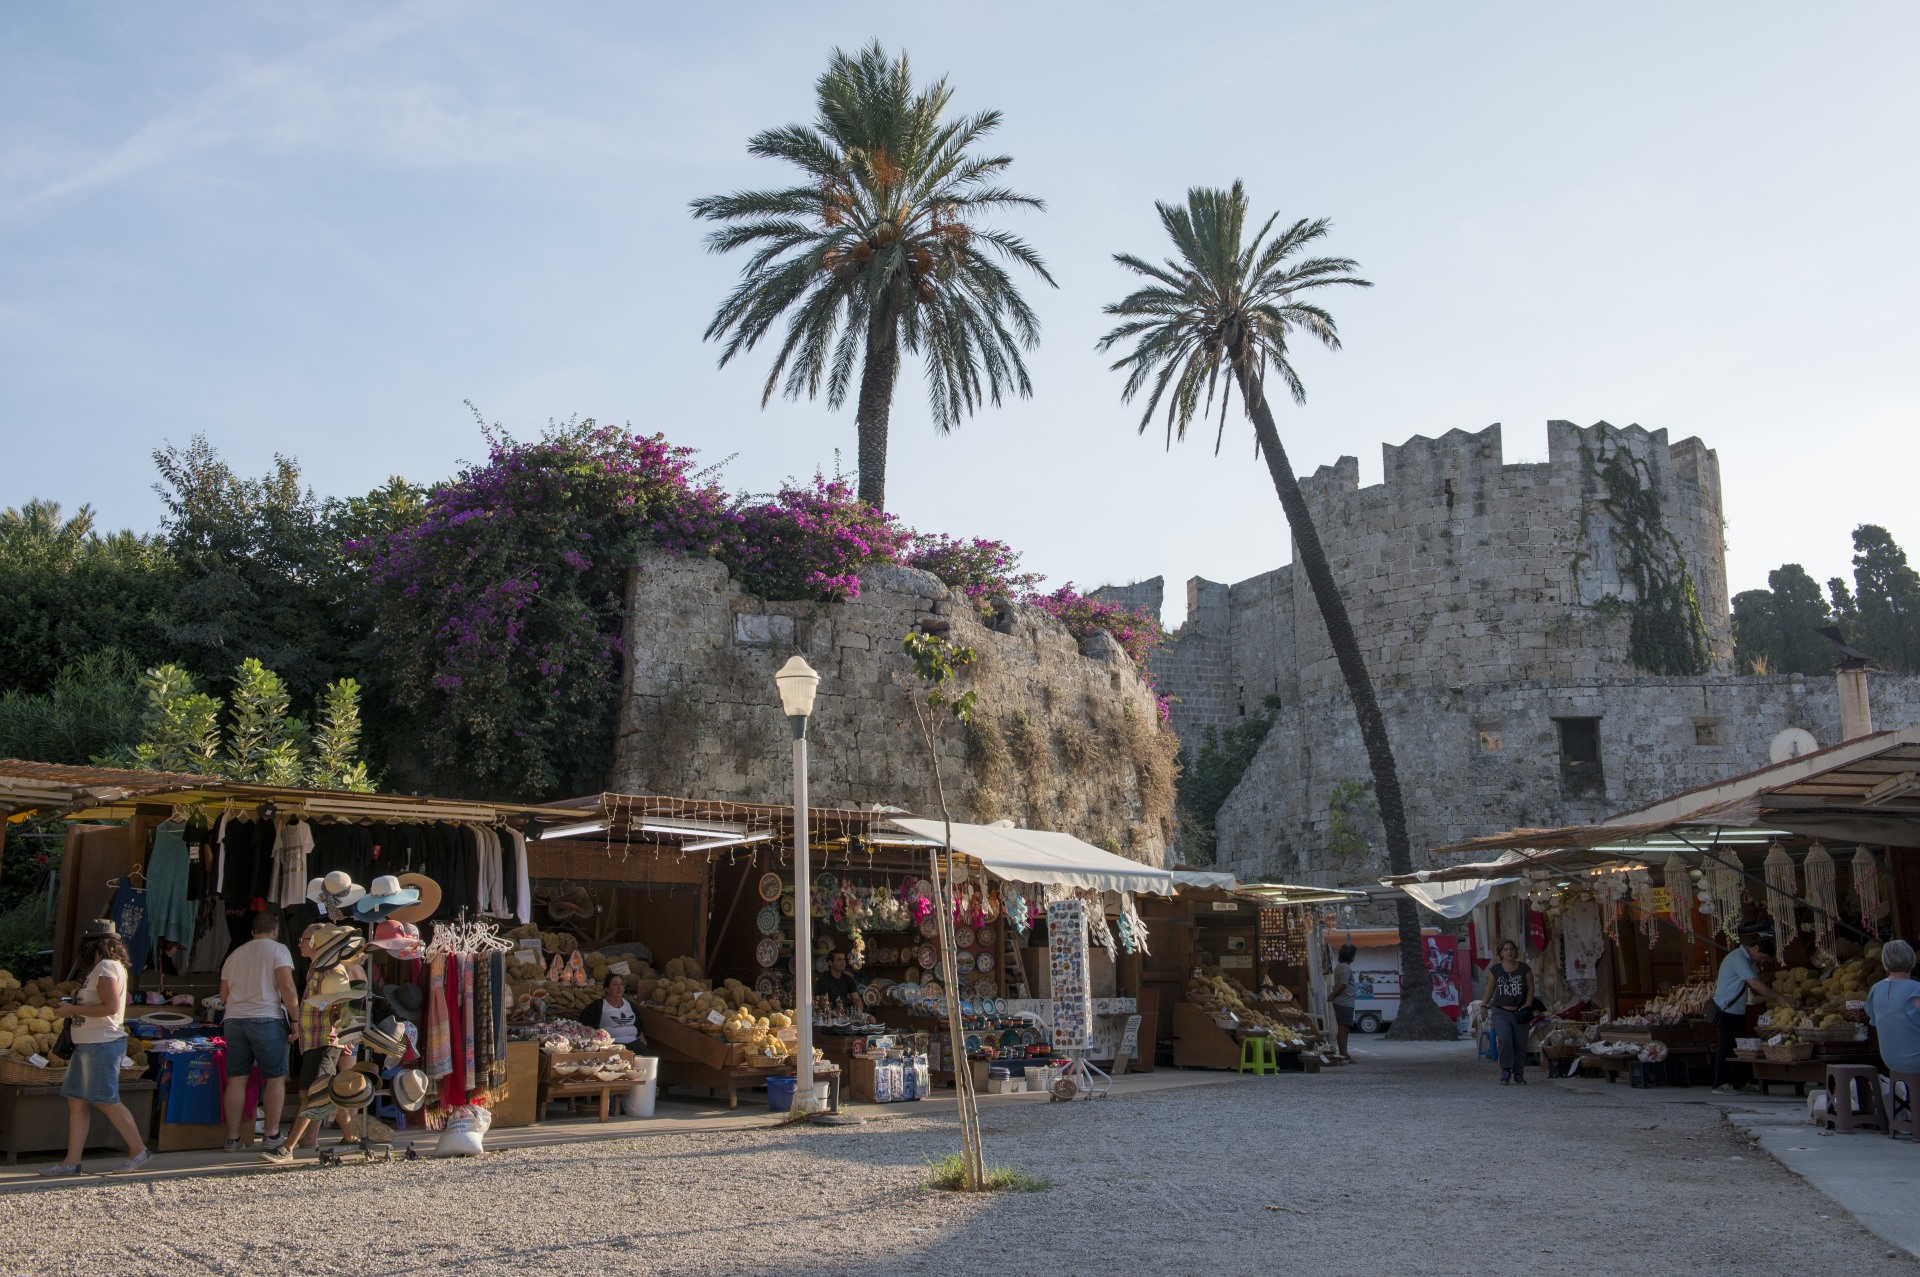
[[40, 919, 152, 1176], [1481, 940, 1535, 1085]]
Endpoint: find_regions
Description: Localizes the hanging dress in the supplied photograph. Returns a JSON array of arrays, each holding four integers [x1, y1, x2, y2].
[[147, 823, 197, 965]]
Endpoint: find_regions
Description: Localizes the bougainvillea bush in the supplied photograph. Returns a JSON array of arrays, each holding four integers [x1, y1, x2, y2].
[[355, 422, 730, 797], [905, 534, 1044, 613], [1029, 584, 1165, 667], [719, 475, 910, 603]]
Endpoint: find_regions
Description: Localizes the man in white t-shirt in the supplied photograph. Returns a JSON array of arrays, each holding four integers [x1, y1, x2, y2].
[[219, 911, 299, 1151]]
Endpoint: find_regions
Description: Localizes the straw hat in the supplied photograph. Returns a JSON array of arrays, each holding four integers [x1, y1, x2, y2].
[[309, 924, 367, 970], [361, 1016, 409, 1058], [82, 918, 120, 938], [391, 1068, 429, 1112], [385, 873, 442, 925], [307, 967, 369, 1009], [384, 982, 427, 1023], [369, 919, 424, 960], [327, 1068, 376, 1111]]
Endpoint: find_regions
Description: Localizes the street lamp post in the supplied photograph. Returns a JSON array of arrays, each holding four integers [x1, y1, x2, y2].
[[775, 655, 821, 1110]]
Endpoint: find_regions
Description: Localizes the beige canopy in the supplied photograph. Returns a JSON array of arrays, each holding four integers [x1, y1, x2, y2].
[[886, 818, 1177, 896]]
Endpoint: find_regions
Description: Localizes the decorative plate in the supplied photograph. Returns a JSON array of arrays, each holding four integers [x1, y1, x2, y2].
[[815, 872, 837, 896], [917, 943, 937, 968], [756, 937, 780, 968], [755, 974, 777, 998], [975, 951, 995, 973], [904, 966, 922, 983], [922, 979, 944, 1000], [756, 904, 780, 935], [780, 895, 795, 916], [813, 954, 829, 973], [960, 999, 976, 1017], [964, 1033, 982, 1053], [914, 877, 934, 899], [758, 872, 782, 902], [974, 975, 996, 998], [954, 926, 975, 950], [918, 917, 940, 939], [956, 952, 976, 975]]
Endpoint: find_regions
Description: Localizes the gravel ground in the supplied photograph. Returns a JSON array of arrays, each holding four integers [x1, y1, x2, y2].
[[5, 1046, 1912, 1276]]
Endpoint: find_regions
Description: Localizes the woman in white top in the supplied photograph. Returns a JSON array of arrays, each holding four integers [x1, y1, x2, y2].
[[577, 974, 647, 1050], [42, 919, 151, 1176]]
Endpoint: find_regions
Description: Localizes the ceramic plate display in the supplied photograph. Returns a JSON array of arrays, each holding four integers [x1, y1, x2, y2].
[[975, 950, 995, 973], [918, 917, 940, 939], [780, 894, 795, 916], [756, 904, 781, 935], [964, 1032, 982, 1052], [815, 872, 837, 896], [755, 974, 778, 998], [904, 965, 922, 983], [917, 943, 938, 969], [954, 926, 975, 950], [813, 954, 829, 973], [758, 872, 782, 902], [956, 951, 976, 975], [756, 937, 780, 968], [960, 999, 975, 1017], [974, 975, 996, 998], [922, 979, 943, 1000]]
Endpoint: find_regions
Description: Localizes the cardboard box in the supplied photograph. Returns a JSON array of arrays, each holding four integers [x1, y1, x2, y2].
[[986, 1075, 1026, 1095]]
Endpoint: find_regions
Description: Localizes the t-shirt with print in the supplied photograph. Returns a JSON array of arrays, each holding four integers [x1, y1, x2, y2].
[[221, 937, 294, 1020], [71, 959, 129, 1044], [600, 998, 639, 1045], [1490, 962, 1532, 1010]]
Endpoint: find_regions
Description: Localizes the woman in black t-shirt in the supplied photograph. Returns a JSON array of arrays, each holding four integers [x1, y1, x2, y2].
[[1480, 940, 1535, 1085]]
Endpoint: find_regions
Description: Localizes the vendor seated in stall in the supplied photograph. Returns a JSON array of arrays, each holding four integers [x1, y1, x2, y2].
[[817, 950, 866, 1011], [578, 974, 648, 1052]]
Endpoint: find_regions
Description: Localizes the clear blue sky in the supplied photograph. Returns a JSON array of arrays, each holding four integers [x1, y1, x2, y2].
[[4, 2, 1916, 626]]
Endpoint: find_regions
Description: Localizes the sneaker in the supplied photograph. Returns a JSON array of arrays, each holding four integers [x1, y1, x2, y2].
[[103, 1149, 152, 1175], [262, 1136, 287, 1155], [223, 1138, 244, 1152], [258, 1144, 294, 1165], [37, 1162, 83, 1178], [1499, 1070, 1511, 1084], [1711, 1083, 1740, 1095], [1512, 1073, 1527, 1085]]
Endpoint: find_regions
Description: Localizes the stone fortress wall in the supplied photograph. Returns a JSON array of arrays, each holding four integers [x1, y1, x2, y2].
[[610, 552, 1179, 866], [1105, 420, 1920, 885]]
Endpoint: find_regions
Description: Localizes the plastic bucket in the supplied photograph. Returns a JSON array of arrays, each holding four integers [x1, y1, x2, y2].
[[630, 1055, 659, 1083], [767, 1075, 798, 1112], [812, 1082, 830, 1110], [624, 1078, 657, 1118]]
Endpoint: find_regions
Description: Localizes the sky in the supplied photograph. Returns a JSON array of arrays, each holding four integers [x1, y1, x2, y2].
[[3, 2, 1916, 629]]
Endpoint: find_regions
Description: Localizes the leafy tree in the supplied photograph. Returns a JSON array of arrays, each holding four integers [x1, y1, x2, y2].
[[1732, 564, 1833, 675], [0, 649, 146, 765], [1829, 525, 1920, 673], [308, 678, 373, 792], [691, 41, 1054, 511], [1099, 181, 1448, 1039], [0, 499, 180, 696], [1176, 695, 1279, 864], [223, 657, 305, 785], [122, 664, 223, 775]]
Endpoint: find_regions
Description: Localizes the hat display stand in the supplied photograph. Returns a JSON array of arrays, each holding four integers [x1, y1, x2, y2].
[[316, 906, 416, 1168]]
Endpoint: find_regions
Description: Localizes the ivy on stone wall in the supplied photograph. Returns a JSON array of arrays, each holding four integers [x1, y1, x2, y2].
[[1574, 429, 1712, 676]]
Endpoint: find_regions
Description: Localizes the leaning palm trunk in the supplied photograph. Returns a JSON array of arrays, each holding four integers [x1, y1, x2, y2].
[[1238, 369, 1454, 1040], [854, 308, 902, 510]]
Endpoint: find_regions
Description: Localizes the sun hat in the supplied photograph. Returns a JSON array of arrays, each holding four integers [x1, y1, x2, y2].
[[368, 919, 424, 960], [307, 871, 366, 914], [355, 875, 422, 920], [361, 1016, 409, 1058], [327, 1068, 376, 1111], [386, 873, 443, 925], [308, 967, 370, 1009], [309, 923, 368, 970], [391, 1068, 429, 1112], [82, 918, 120, 938], [384, 982, 427, 1023]]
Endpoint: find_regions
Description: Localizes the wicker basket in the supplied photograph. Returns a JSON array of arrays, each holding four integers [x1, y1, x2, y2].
[[0, 1053, 68, 1085], [1763, 1042, 1815, 1063]]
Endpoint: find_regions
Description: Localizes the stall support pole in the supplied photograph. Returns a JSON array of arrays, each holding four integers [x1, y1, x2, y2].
[[790, 717, 815, 1109]]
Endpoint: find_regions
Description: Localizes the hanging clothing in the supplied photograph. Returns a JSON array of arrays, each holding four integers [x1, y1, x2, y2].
[[423, 955, 452, 1080], [488, 951, 509, 1095], [147, 823, 197, 963], [187, 895, 231, 972], [107, 878, 152, 985], [461, 954, 477, 1094], [441, 956, 468, 1107], [477, 828, 511, 918], [473, 953, 502, 1096], [270, 817, 315, 907], [1562, 901, 1604, 1000], [508, 830, 532, 925], [214, 813, 230, 894]]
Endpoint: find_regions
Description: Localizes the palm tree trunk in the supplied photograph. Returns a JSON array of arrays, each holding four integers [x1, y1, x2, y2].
[[854, 309, 900, 510], [1235, 367, 1455, 1041]]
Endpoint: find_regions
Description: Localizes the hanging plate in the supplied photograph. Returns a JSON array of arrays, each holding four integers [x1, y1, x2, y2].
[[780, 894, 795, 917], [975, 950, 995, 973], [956, 952, 976, 975], [758, 872, 782, 902], [756, 904, 780, 935], [918, 917, 940, 939], [953, 926, 975, 950], [815, 872, 837, 895], [755, 937, 780, 969], [755, 974, 777, 998], [903, 966, 922, 983], [813, 954, 829, 974], [922, 979, 944, 1000], [917, 943, 937, 969]]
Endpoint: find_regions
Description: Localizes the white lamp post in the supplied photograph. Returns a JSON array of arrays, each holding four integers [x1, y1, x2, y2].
[[774, 655, 821, 1109]]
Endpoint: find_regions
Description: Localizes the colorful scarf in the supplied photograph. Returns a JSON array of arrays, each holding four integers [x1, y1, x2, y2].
[[460, 954, 476, 1101], [423, 955, 452, 1079]]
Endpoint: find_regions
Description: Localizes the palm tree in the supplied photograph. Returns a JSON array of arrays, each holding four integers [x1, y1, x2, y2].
[[691, 41, 1054, 512], [1099, 181, 1453, 1039]]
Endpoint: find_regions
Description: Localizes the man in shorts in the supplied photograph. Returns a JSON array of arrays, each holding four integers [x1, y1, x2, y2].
[[261, 924, 359, 1163], [218, 910, 299, 1152]]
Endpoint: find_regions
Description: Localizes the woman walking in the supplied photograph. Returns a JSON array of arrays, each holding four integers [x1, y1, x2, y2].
[[40, 919, 151, 1176], [1481, 940, 1535, 1085]]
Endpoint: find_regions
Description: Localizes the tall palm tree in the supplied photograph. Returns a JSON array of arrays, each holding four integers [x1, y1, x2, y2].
[[1099, 181, 1453, 1039], [691, 41, 1054, 512]]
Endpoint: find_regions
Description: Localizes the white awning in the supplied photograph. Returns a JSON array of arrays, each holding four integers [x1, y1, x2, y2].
[[1172, 870, 1238, 891], [1394, 876, 1525, 919], [886, 819, 1177, 896]]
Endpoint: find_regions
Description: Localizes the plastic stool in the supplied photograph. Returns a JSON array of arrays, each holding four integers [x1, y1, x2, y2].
[[1825, 1064, 1888, 1133], [1238, 1035, 1277, 1076], [1477, 1028, 1499, 1061], [1887, 1072, 1920, 1139]]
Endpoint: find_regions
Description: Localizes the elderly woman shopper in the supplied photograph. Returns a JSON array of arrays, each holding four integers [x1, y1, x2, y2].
[[1481, 940, 1535, 1085], [1866, 940, 1920, 1077], [40, 919, 152, 1176]]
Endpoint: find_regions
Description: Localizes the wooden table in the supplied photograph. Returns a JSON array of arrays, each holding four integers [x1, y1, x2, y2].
[[1577, 1054, 1632, 1082], [0, 1079, 157, 1163]]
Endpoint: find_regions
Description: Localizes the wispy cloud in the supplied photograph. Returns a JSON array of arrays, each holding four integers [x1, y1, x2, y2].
[[3, 0, 615, 224]]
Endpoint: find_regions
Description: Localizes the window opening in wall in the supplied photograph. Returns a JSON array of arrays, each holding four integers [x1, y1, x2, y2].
[[1556, 717, 1604, 798], [1694, 719, 1720, 747], [1478, 727, 1503, 752]]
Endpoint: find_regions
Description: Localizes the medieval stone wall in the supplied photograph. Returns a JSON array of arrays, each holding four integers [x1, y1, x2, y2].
[[611, 552, 1179, 865]]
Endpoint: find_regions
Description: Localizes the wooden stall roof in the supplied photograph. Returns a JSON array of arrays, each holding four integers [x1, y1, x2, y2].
[[0, 758, 580, 825]]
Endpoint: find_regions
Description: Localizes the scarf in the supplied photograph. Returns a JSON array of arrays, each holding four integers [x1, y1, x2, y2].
[[424, 955, 452, 1079]]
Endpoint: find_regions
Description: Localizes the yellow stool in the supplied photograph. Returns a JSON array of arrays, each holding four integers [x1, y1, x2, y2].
[[1238, 1033, 1278, 1076]]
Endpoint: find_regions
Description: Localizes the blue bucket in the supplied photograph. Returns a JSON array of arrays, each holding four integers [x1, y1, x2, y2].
[[767, 1075, 798, 1112]]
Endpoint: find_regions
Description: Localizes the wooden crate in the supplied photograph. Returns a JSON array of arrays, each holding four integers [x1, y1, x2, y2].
[[0, 1080, 156, 1164], [490, 1041, 542, 1129], [1172, 1002, 1244, 1071], [640, 1009, 744, 1070]]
